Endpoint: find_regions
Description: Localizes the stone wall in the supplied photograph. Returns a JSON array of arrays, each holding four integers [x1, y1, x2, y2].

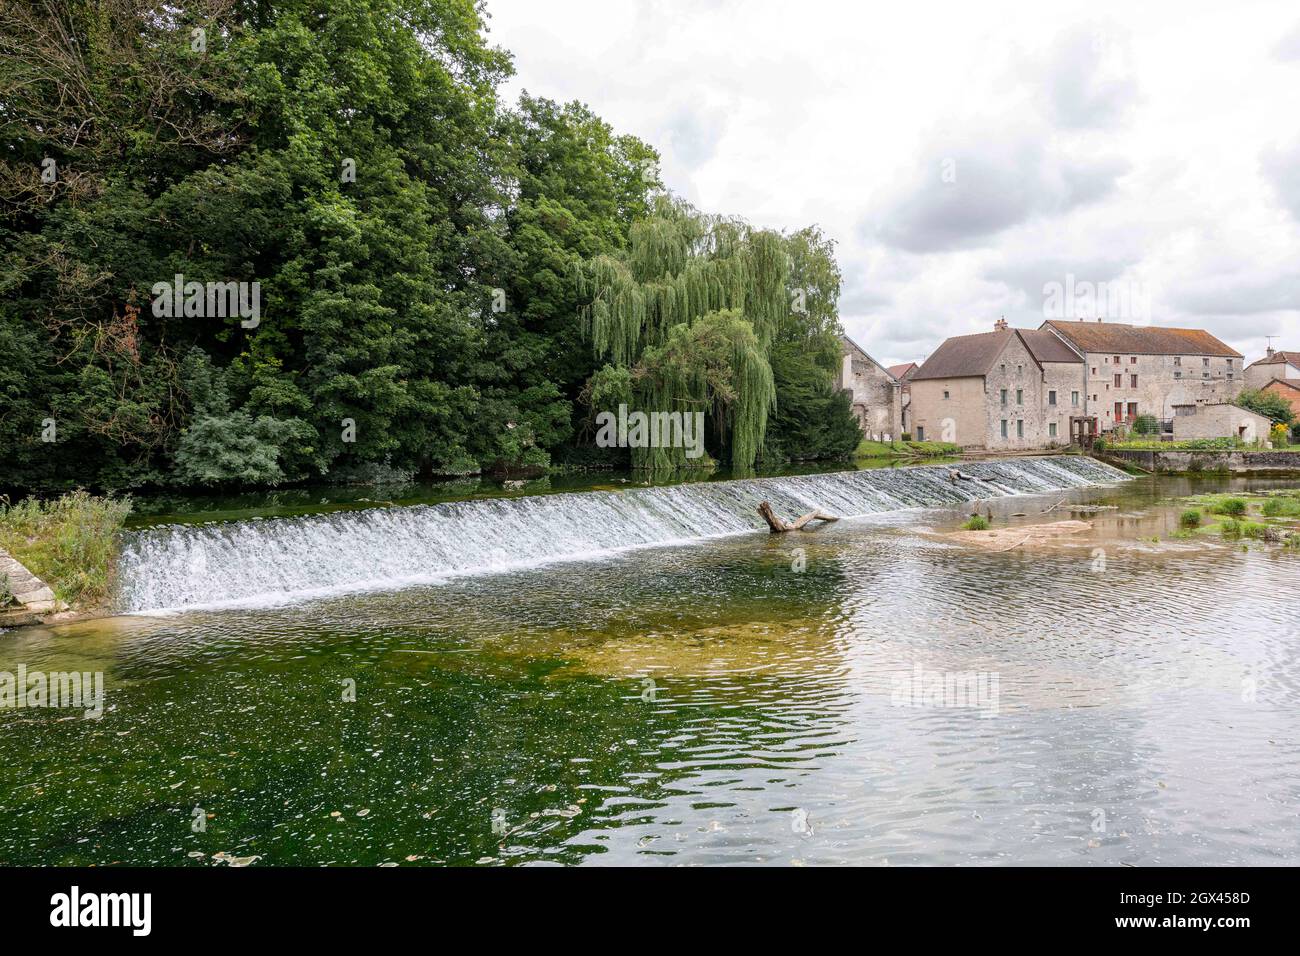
[[1098, 449, 1300, 474], [840, 346, 901, 440], [1079, 350, 1242, 429]]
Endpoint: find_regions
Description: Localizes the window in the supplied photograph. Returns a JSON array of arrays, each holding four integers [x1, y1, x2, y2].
[[1000, 388, 1007, 405], [1048, 390, 1057, 405], [1202, 357, 1210, 367], [1092, 394, 1097, 402], [1114, 355, 1121, 363], [1203, 372, 1209, 379], [1049, 422, 1057, 438], [1091, 367, 1097, 375], [1113, 401, 1123, 420], [1130, 374, 1138, 388], [1174, 356, 1181, 366], [1016, 388, 1023, 404], [1127, 402, 1138, 419], [1016, 420, 1024, 438], [943, 389, 950, 399], [1113, 373, 1122, 387], [1130, 356, 1137, 364], [1226, 359, 1234, 368], [916, 426, 924, 441], [1000, 420, 1008, 438], [1017, 365, 1022, 373], [1174, 371, 1182, 379], [1071, 390, 1080, 406]]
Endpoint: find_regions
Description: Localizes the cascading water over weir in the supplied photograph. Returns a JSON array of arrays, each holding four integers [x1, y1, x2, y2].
[[114, 456, 1129, 613]]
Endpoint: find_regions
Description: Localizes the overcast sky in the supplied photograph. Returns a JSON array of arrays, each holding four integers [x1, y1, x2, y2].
[[484, 0, 1300, 367]]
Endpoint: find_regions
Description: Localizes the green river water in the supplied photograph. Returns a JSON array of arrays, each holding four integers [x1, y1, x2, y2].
[[1, 468, 1298, 866]]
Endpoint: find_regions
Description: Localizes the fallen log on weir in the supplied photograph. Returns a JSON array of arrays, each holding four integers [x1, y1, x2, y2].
[[756, 501, 840, 533]]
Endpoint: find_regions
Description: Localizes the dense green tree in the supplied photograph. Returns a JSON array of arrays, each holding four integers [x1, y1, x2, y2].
[[0, 0, 856, 492], [1237, 388, 1296, 428]]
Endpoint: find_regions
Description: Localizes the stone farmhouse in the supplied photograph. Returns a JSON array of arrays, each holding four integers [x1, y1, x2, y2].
[[907, 319, 1082, 450], [1038, 319, 1243, 432], [838, 334, 902, 441]]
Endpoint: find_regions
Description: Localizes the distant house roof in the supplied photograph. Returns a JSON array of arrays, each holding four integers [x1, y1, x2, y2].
[[840, 334, 899, 382], [887, 362, 918, 382], [1020, 329, 1083, 364], [1041, 320, 1241, 358], [1262, 377, 1300, 394], [1248, 350, 1300, 368], [911, 329, 1021, 381]]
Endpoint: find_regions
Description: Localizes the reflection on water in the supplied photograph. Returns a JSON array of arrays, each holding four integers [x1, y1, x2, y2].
[[1, 473, 1298, 866]]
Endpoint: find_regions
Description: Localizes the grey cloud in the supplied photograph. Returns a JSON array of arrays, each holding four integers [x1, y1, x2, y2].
[[1044, 24, 1138, 128], [1261, 139, 1300, 222], [868, 138, 1129, 253], [664, 105, 728, 167], [985, 255, 1132, 302], [1171, 271, 1300, 317]]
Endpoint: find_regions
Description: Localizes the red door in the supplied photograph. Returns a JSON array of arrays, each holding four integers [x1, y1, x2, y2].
[[1113, 401, 1123, 422]]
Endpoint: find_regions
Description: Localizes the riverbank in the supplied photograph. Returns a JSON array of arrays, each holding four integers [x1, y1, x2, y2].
[[855, 438, 961, 460], [0, 492, 131, 627], [1097, 448, 1300, 475]]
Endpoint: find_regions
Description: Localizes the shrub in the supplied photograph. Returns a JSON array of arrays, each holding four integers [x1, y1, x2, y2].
[[1262, 496, 1300, 518], [1179, 509, 1201, 528], [1133, 414, 1160, 435], [1212, 498, 1247, 516], [0, 492, 132, 607], [1219, 518, 1242, 537], [962, 514, 990, 531]]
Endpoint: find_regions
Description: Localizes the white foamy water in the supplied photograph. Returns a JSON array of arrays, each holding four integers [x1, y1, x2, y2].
[[114, 456, 1128, 612]]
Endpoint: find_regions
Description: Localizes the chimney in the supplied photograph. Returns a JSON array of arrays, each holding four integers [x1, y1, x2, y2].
[[994, 316, 1008, 331], [1266, 345, 1276, 357]]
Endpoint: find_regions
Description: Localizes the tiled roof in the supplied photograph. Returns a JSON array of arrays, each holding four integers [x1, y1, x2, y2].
[[1042, 320, 1241, 358], [1020, 329, 1082, 364], [887, 362, 918, 381], [911, 330, 1017, 380], [1248, 350, 1300, 368]]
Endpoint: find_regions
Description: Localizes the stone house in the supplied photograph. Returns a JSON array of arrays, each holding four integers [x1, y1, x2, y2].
[[908, 320, 1083, 449], [888, 362, 918, 436], [1244, 349, 1300, 390], [1039, 319, 1242, 433], [839, 335, 902, 440], [1171, 402, 1273, 443]]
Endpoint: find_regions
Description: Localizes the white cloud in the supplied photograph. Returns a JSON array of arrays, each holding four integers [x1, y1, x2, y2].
[[485, 0, 1300, 366]]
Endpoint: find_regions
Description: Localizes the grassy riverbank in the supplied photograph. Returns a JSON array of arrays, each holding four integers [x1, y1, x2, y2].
[[855, 439, 961, 459], [0, 492, 132, 608]]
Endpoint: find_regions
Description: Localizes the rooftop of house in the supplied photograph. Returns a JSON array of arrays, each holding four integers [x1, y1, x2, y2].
[[1042, 319, 1241, 358], [840, 334, 899, 382], [887, 362, 918, 382], [1262, 377, 1300, 394], [910, 326, 1081, 381], [1248, 350, 1300, 368]]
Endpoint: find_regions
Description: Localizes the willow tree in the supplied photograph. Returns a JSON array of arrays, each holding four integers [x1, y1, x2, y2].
[[574, 197, 789, 470]]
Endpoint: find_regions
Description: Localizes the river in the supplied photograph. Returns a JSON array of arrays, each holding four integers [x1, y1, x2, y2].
[[1, 457, 1297, 865]]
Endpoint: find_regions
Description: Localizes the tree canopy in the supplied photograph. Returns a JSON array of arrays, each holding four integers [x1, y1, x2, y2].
[[0, 0, 859, 491]]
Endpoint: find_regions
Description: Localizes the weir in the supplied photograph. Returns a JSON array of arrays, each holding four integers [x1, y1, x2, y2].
[[113, 455, 1128, 613]]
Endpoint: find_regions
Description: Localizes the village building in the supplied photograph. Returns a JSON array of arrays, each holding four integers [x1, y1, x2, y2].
[[1171, 402, 1273, 443], [888, 362, 918, 436], [839, 335, 902, 440], [908, 320, 1082, 450], [1244, 348, 1300, 390], [1039, 319, 1242, 432]]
